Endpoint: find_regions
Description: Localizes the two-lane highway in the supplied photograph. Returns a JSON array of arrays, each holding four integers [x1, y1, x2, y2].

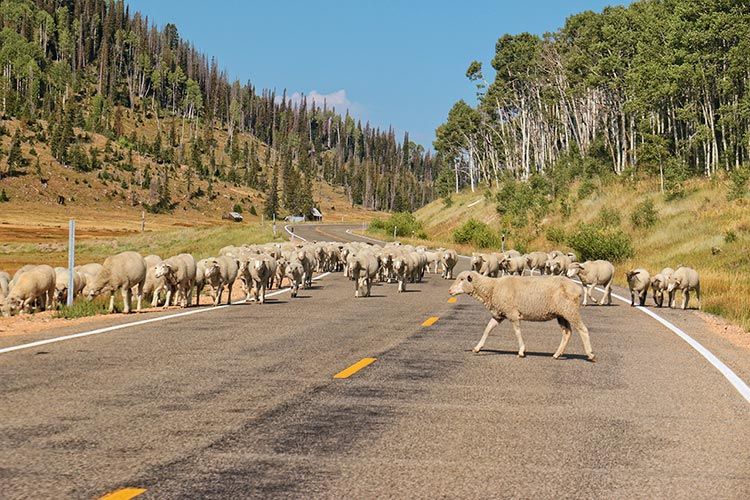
[[1, 224, 749, 498]]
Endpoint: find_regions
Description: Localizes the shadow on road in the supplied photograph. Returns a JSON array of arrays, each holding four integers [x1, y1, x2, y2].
[[468, 349, 591, 361]]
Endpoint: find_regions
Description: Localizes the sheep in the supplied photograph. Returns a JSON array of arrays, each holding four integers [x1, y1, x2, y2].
[[154, 253, 196, 308], [271, 256, 288, 289], [625, 268, 651, 307], [295, 248, 315, 289], [546, 253, 572, 276], [137, 255, 165, 307], [285, 260, 305, 298], [525, 251, 549, 275], [74, 263, 104, 289], [9, 264, 36, 290], [667, 266, 701, 310], [195, 258, 221, 306], [0, 271, 10, 300], [1, 265, 56, 317], [448, 271, 595, 361], [650, 267, 675, 308], [393, 252, 418, 292], [500, 255, 527, 276], [83, 251, 147, 314], [53, 267, 85, 306], [471, 253, 501, 277], [238, 254, 273, 304], [441, 249, 458, 280], [567, 260, 615, 306], [212, 255, 239, 305], [346, 252, 379, 298]]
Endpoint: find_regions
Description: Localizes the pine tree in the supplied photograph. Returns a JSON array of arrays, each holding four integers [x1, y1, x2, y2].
[[264, 163, 279, 219], [7, 130, 23, 175]]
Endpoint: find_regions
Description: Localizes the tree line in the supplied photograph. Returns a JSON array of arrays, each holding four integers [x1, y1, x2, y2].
[[435, 0, 750, 195], [0, 0, 438, 214]]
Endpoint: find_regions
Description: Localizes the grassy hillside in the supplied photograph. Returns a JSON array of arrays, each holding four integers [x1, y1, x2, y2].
[[372, 176, 749, 332]]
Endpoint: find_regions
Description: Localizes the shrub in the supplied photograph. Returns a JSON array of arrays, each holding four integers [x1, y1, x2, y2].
[[0, 189, 9, 202], [725, 230, 738, 244], [595, 207, 621, 228], [369, 212, 426, 238], [232, 203, 243, 214], [566, 223, 634, 262], [442, 195, 453, 208], [453, 218, 501, 248], [249, 204, 258, 216], [577, 179, 595, 200], [546, 226, 566, 245], [630, 199, 658, 228], [496, 177, 551, 228], [728, 166, 749, 201]]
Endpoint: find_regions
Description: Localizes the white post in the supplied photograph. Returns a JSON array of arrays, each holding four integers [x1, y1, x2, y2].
[[393, 226, 397, 239], [67, 219, 76, 307], [272, 213, 277, 237]]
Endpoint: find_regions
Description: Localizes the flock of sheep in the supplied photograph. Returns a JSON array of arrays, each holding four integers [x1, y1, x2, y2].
[[0, 235, 701, 327]]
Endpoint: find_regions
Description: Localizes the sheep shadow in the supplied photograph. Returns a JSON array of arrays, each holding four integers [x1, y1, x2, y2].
[[468, 349, 591, 361]]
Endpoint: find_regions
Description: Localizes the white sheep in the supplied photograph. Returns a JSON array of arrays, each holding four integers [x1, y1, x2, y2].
[[546, 253, 572, 276], [346, 252, 379, 298], [566, 260, 615, 306], [1, 265, 56, 317], [625, 268, 651, 307], [524, 251, 549, 275], [83, 251, 147, 313], [53, 267, 85, 306], [501, 255, 527, 276], [449, 271, 595, 361], [650, 267, 674, 308], [441, 249, 458, 280], [471, 253, 501, 277], [154, 253, 197, 308], [212, 255, 239, 305], [285, 260, 304, 298], [667, 266, 701, 310], [74, 263, 104, 290], [238, 254, 273, 304], [138, 255, 165, 307], [0, 271, 10, 301], [195, 258, 221, 306]]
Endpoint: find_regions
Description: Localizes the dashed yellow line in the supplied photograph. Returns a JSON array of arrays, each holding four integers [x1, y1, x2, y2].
[[334, 357, 377, 379], [422, 316, 440, 327], [100, 488, 147, 500], [447, 297, 457, 303]]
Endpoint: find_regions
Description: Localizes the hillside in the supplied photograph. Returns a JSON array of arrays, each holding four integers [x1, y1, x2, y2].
[[370, 175, 750, 333]]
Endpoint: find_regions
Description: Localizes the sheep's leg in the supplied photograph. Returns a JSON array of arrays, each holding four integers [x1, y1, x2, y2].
[[473, 318, 500, 353], [136, 283, 143, 312], [259, 282, 266, 304], [587, 284, 599, 305], [164, 288, 173, 308], [696, 285, 701, 310], [151, 289, 160, 308], [605, 284, 613, 305], [682, 290, 689, 310], [554, 318, 572, 359], [122, 288, 131, 314], [581, 285, 589, 306], [571, 317, 595, 362], [630, 291, 636, 307], [215, 285, 223, 306], [510, 320, 526, 357], [365, 277, 372, 297], [639, 290, 647, 307], [108, 293, 115, 313]]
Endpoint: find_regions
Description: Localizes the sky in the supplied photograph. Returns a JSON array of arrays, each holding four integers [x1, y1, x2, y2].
[[125, 0, 625, 148]]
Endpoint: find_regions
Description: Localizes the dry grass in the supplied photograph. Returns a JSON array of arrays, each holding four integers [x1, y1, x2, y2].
[[412, 176, 750, 332]]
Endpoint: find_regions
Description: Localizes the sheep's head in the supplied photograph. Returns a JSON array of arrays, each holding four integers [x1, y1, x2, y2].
[[470, 254, 484, 271], [204, 260, 220, 279], [1, 297, 20, 317], [449, 271, 478, 296], [154, 263, 173, 280], [566, 263, 582, 278], [667, 276, 683, 292], [393, 259, 406, 273], [54, 286, 67, 304], [651, 274, 664, 289]]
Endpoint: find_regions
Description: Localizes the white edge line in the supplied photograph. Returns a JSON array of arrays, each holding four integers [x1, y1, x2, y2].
[[284, 224, 307, 242], [359, 226, 750, 403], [0, 272, 331, 355]]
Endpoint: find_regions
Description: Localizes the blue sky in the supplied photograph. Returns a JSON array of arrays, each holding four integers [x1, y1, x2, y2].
[[126, 0, 624, 148]]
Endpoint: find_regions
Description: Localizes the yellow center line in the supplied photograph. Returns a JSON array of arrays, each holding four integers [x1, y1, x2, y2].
[[422, 316, 440, 327], [334, 357, 377, 379], [447, 297, 457, 303], [100, 488, 147, 500]]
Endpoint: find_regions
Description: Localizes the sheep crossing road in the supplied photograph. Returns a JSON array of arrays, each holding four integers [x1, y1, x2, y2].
[[2, 224, 750, 498]]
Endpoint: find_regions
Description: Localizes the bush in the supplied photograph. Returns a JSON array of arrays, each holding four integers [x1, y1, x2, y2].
[[546, 226, 566, 245], [577, 179, 595, 200], [232, 203, 243, 214], [249, 204, 258, 216], [630, 199, 658, 228], [725, 230, 738, 244], [453, 218, 501, 248], [369, 212, 426, 238], [728, 166, 749, 201], [0, 189, 9, 202], [566, 223, 634, 262], [595, 207, 621, 228], [495, 177, 550, 228], [55, 300, 113, 319]]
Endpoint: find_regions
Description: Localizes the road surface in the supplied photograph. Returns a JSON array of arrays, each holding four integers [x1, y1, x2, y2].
[[1, 224, 749, 498]]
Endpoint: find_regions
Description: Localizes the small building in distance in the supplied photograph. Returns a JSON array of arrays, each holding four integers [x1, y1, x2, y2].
[[311, 207, 323, 222]]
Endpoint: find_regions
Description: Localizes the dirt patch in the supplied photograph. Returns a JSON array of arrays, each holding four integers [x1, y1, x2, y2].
[[696, 311, 750, 352]]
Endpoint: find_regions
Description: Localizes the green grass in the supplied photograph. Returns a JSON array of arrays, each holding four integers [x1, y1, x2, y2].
[[55, 299, 114, 319]]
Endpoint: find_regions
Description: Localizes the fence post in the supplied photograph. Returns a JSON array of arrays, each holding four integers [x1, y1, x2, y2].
[[393, 226, 397, 239], [67, 219, 76, 307]]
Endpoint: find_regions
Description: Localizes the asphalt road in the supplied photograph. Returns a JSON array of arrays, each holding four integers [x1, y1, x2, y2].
[[2, 224, 749, 499]]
